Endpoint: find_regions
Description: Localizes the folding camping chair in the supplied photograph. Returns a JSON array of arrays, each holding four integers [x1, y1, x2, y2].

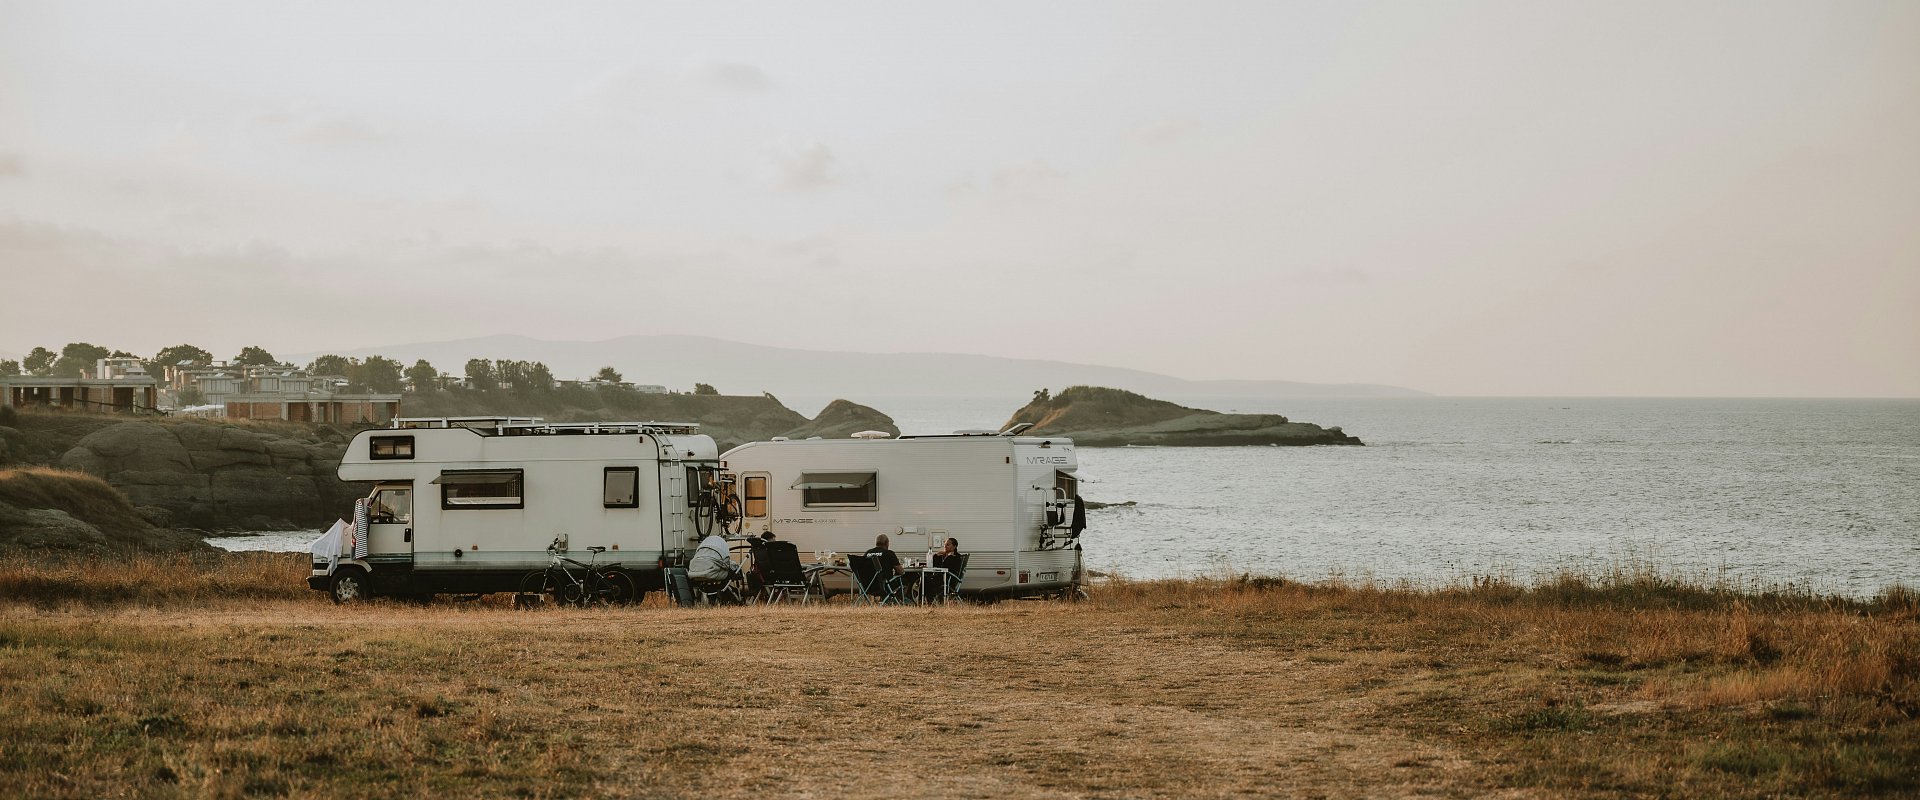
[[847, 553, 902, 605], [757, 541, 818, 605], [932, 552, 969, 602]]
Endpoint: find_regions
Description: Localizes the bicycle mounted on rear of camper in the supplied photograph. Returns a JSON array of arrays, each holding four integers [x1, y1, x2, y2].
[[516, 540, 637, 607]]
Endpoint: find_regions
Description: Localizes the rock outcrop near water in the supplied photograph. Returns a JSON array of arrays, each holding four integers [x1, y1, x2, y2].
[[1002, 386, 1363, 447], [53, 419, 365, 531], [778, 399, 899, 440], [0, 466, 214, 554]]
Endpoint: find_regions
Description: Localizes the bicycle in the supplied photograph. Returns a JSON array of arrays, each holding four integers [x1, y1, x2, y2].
[[515, 545, 637, 608]]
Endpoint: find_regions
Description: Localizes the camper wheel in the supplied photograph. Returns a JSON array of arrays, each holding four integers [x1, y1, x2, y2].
[[329, 568, 372, 604]]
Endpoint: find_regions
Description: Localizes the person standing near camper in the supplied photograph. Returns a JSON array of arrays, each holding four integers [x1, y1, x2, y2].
[[866, 534, 903, 576]]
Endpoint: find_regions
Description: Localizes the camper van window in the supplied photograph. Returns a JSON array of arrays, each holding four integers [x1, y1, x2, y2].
[[1055, 470, 1079, 499], [434, 470, 524, 509], [744, 476, 767, 517], [795, 471, 877, 507], [369, 435, 415, 460], [603, 467, 639, 508], [370, 487, 412, 523]]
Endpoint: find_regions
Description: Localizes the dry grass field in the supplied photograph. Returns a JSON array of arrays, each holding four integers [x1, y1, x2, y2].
[[1, 553, 1915, 799]]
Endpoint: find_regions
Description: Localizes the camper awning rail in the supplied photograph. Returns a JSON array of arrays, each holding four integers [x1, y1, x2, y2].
[[791, 472, 876, 490], [431, 470, 522, 485]]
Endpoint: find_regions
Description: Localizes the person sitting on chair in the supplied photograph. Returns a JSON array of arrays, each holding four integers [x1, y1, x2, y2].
[[932, 537, 961, 569], [745, 532, 775, 593], [866, 534, 902, 575], [688, 533, 741, 601], [923, 537, 962, 600]]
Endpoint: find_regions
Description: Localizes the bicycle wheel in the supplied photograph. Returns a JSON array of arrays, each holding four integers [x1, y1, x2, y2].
[[596, 569, 638, 606], [553, 571, 589, 606], [721, 494, 744, 534], [514, 570, 553, 609]]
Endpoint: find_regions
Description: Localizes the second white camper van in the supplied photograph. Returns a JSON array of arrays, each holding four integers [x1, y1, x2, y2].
[[721, 432, 1086, 599]]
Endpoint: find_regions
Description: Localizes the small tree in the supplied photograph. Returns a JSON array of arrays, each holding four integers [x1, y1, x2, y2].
[[524, 362, 554, 393], [359, 356, 404, 393], [307, 354, 353, 377], [0, 359, 19, 377], [149, 344, 213, 377], [405, 360, 439, 393], [494, 359, 527, 392], [233, 346, 279, 367], [23, 347, 55, 376], [693, 383, 719, 395], [594, 366, 623, 383], [179, 385, 206, 406], [464, 359, 497, 392], [54, 342, 112, 377]]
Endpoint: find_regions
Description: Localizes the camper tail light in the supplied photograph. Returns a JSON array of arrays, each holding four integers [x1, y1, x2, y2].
[[1018, 570, 1030, 584]]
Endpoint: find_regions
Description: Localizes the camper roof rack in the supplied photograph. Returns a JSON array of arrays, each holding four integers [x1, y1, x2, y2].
[[388, 417, 700, 436], [391, 416, 545, 429], [492, 421, 702, 437]]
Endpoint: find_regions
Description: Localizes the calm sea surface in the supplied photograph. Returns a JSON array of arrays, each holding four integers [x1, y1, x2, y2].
[[214, 397, 1920, 596]]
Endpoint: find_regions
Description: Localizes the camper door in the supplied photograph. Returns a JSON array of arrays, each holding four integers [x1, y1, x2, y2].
[[365, 482, 414, 556]]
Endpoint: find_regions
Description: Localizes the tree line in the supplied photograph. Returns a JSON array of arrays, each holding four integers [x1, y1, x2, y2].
[[0, 343, 280, 381], [1, 342, 719, 396]]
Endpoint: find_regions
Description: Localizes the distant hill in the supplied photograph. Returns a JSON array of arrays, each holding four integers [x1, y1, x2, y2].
[[1004, 386, 1363, 447], [291, 335, 1427, 399]]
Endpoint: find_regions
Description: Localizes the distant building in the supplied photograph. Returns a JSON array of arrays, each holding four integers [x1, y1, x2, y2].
[[1, 358, 160, 413], [166, 362, 401, 424]]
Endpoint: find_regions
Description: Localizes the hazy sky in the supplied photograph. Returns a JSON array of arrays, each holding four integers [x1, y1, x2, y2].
[[2, 1, 1915, 396]]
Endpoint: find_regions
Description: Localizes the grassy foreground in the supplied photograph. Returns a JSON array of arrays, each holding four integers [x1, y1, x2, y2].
[[0, 554, 1915, 798]]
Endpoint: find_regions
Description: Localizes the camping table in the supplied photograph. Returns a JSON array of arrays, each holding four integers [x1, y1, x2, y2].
[[902, 565, 951, 604], [804, 563, 851, 599]]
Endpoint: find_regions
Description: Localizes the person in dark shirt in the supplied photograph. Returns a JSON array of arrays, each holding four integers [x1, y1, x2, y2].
[[747, 532, 780, 584], [865, 533, 902, 575], [925, 537, 962, 600], [932, 537, 961, 570]]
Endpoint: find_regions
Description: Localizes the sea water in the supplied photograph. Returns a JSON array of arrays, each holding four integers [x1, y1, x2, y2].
[[212, 397, 1920, 596], [800, 396, 1920, 595]]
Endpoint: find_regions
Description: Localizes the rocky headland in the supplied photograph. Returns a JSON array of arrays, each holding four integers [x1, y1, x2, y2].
[[1002, 386, 1363, 447], [775, 399, 899, 440]]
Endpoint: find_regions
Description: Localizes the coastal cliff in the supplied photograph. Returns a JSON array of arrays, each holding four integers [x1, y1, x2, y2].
[[51, 418, 366, 531], [1002, 386, 1363, 446]]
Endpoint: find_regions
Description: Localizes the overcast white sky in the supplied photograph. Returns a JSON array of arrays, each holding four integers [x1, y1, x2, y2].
[[1, 0, 1915, 395]]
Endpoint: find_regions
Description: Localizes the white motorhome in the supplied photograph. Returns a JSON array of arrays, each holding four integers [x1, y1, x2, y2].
[[721, 431, 1086, 599], [309, 417, 725, 602]]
